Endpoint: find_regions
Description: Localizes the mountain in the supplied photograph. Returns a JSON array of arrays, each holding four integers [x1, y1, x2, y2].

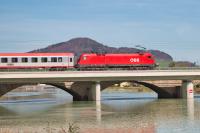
[[30, 37, 173, 61]]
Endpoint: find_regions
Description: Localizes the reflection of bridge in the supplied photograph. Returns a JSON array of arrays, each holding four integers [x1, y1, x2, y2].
[[0, 70, 200, 101]]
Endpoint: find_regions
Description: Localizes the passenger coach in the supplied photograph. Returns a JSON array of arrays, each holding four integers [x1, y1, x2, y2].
[[0, 53, 74, 69]]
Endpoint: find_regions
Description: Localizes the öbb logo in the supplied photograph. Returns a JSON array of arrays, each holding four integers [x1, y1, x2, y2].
[[130, 58, 140, 63]]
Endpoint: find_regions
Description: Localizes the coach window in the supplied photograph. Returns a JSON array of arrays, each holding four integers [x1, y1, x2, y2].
[[58, 57, 62, 62], [22, 58, 28, 63], [12, 58, 18, 63], [32, 57, 38, 63], [1, 58, 8, 63], [70, 57, 73, 62], [51, 57, 57, 62], [41, 57, 48, 63]]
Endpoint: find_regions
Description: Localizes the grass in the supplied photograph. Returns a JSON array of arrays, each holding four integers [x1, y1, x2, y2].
[[0, 122, 80, 133], [156, 60, 172, 67], [67, 123, 80, 133], [106, 86, 153, 93]]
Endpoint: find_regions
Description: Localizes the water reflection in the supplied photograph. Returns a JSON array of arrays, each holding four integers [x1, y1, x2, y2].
[[96, 100, 101, 123], [0, 102, 66, 116], [0, 87, 200, 133], [187, 99, 194, 121]]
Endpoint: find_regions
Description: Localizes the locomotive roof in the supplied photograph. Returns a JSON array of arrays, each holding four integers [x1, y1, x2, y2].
[[0, 53, 74, 57], [81, 52, 152, 56]]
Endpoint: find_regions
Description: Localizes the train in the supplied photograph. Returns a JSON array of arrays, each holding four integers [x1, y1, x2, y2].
[[0, 52, 156, 70]]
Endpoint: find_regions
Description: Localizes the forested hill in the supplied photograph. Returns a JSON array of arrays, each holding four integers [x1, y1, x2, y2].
[[30, 37, 173, 61]]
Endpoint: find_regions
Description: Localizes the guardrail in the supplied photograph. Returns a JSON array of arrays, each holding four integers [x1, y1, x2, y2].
[[155, 67, 200, 70], [0, 67, 200, 72], [0, 68, 75, 72]]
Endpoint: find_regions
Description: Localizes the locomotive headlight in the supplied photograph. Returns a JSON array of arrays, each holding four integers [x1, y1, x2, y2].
[[83, 56, 87, 60]]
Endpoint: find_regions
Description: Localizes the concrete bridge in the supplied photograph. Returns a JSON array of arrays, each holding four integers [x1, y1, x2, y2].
[[0, 70, 200, 101]]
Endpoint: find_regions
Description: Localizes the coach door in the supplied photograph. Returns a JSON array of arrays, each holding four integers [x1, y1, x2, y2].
[[68, 56, 74, 67]]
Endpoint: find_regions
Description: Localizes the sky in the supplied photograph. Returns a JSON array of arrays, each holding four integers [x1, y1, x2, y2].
[[0, 0, 200, 63]]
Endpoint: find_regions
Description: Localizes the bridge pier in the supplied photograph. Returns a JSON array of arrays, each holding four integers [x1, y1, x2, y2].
[[89, 81, 101, 101], [67, 81, 101, 101], [181, 80, 194, 99]]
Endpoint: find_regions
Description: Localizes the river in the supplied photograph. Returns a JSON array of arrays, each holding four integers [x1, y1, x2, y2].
[[0, 87, 200, 133]]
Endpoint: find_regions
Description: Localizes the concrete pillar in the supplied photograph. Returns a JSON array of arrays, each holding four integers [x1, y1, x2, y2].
[[89, 81, 101, 101], [187, 99, 194, 120], [181, 80, 194, 99], [96, 100, 101, 123]]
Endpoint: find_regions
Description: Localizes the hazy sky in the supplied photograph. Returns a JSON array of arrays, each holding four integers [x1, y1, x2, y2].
[[0, 0, 200, 63]]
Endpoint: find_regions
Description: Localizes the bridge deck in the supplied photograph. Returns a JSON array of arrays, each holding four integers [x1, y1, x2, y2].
[[0, 70, 200, 83]]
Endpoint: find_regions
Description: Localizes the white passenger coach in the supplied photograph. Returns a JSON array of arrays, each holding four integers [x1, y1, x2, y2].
[[0, 53, 74, 69]]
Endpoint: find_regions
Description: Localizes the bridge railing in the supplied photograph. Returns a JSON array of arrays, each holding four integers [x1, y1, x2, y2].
[[155, 67, 200, 70], [0, 68, 76, 72], [0, 67, 200, 72]]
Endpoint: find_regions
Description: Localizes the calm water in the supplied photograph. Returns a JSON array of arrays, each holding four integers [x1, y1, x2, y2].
[[0, 88, 200, 133]]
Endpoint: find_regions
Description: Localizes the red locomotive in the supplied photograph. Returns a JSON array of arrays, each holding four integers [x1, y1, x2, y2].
[[77, 52, 156, 70], [0, 52, 156, 70]]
